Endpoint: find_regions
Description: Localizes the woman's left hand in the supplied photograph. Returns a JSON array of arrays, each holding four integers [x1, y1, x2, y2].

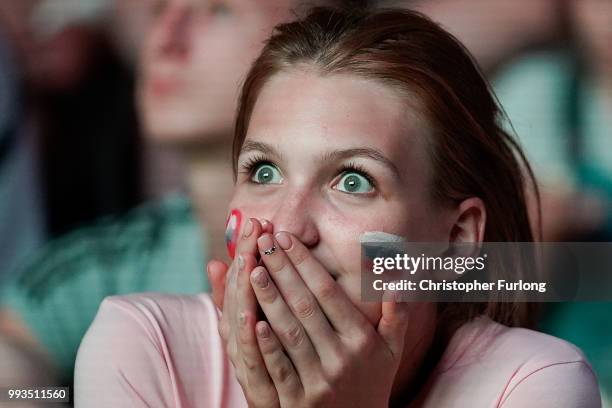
[[238, 231, 414, 408]]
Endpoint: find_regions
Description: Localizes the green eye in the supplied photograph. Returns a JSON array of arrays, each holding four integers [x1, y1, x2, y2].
[[336, 172, 373, 194], [251, 164, 283, 184]]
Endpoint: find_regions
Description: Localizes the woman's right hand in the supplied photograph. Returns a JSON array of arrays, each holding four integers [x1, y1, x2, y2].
[[207, 218, 281, 407]]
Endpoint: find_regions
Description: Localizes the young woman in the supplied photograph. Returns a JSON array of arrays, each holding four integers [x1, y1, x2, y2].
[[74, 6, 601, 407]]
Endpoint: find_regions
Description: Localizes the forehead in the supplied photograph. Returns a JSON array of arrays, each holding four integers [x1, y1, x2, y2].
[[246, 69, 430, 162]]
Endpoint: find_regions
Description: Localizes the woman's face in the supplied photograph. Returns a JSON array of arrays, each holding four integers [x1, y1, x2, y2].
[[229, 69, 454, 323]]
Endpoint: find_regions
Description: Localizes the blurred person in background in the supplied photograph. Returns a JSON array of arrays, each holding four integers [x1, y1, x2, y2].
[[493, 0, 612, 402], [30, 0, 143, 238], [0, 0, 158, 388], [495, 0, 612, 241], [0, 2, 60, 393], [0, 0, 133, 392], [0, 0, 358, 386], [409, 0, 563, 75], [0, 0, 46, 290], [0, 0, 144, 281]]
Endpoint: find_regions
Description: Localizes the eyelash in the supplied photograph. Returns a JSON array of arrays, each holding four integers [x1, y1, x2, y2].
[[238, 154, 271, 178], [239, 155, 376, 189], [338, 161, 377, 189]]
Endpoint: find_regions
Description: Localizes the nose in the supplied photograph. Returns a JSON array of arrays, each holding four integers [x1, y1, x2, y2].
[[155, 1, 191, 59], [269, 190, 319, 248]]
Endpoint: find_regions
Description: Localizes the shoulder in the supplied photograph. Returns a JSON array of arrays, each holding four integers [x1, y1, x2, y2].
[[422, 317, 601, 407], [75, 293, 229, 407], [79, 293, 220, 351], [487, 323, 601, 407], [91, 292, 219, 335], [448, 316, 595, 375], [485, 320, 588, 363]]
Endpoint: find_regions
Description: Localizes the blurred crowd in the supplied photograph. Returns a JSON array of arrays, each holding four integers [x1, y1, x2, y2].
[[0, 0, 610, 405]]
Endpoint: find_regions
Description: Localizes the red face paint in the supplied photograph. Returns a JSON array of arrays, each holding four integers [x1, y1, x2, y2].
[[225, 209, 242, 259]]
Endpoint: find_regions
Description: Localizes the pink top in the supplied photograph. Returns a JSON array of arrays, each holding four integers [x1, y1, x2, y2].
[[74, 293, 601, 407]]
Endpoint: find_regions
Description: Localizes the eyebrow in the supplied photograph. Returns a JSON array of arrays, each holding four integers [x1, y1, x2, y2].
[[240, 140, 400, 178], [240, 140, 284, 161], [322, 148, 401, 178]]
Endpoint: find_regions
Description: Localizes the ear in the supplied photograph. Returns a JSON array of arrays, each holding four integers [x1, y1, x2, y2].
[[431, 198, 486, 282], [449, 197, 486, 244]]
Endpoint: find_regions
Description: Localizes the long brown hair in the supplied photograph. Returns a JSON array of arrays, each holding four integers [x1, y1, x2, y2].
[[232, 6, 539, 328]]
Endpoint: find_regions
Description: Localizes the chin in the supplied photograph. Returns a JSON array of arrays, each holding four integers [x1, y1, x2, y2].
[[140, 95, 234, 144], [143, 116, 223, 146]]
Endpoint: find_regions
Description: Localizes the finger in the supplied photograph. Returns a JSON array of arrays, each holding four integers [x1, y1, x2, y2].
[[256, 321, 303, 401], [225, 218, 265, 345], [235, 251, 266, 399], [207, 259, 229, 311], [235, 308, 276, 404], [236, 252, 259, 336], [225, 218, 275, 377], [218, 259, 235, 343], [275, 231, 371, 337], [250, 266, 318, 382], [261, 218, 274, 234], [256, 233, 337, 360], [377, 291, 414, 358], [223, 257, 245, 377], [233, 228, 264, 351], [236, 218, 266, 261]]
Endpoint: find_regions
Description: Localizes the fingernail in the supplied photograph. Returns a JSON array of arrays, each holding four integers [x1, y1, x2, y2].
[[252, 268, 268, 288], [275, 232, 291, 250], [237, 255, 245, 271], [258, 234, 276, 256], [242, 219, 254, 239], [257, 322, 269, 338]]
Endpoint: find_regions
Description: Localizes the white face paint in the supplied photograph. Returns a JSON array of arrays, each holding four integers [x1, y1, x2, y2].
[[360, 231, 407, 267], [360, 231, 406, 243]]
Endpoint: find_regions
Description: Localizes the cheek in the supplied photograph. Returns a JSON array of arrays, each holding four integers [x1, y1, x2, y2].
[[229, 191, 277, 226]]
